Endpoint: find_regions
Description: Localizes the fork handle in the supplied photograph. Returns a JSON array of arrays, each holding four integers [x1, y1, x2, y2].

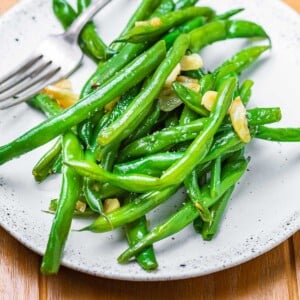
[[65, 0, 112, 42]]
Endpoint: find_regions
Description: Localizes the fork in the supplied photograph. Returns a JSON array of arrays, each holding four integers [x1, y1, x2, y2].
[[0, 0, 112, 110]]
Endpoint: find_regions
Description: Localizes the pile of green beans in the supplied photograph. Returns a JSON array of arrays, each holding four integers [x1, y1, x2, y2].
[[1, 0, 300, 274]]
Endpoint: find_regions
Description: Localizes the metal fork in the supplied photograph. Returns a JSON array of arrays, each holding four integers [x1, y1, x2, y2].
[[0, 0, 112, 110]]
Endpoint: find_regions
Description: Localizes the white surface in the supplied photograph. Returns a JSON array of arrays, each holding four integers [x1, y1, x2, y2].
[[0, 0, 299, 281]]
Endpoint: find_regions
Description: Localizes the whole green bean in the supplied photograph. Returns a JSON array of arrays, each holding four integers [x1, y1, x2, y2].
[[255, 126, 300, 142], [40, 132, 83, 275], [53, 0, 77, 30], [118, 7, 215, 43], [124, 212, 158, 270], [189, 20, 269, 53], [118, 158, 248, 263], [98, 34, 190, 146], [0, 41, 166, 165], [83, 185, 180, 232], [202, 186, 234, 241]]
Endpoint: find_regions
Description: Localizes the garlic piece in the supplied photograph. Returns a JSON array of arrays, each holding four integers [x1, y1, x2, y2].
[[180, 54, 203, 71], [229, 97, 251, 143], [201, 91, 218, 111], [164, 64, 181, 88], [104, 198, 120, 213]]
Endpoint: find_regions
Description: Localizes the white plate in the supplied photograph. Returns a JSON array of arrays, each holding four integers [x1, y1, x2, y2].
[[0, 0, 299, 281]]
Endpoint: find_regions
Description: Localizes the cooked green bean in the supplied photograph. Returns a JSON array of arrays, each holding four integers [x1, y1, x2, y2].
[[210, 156, 221, 198], [0, 41, 166, 165], [40, 132, 83, 274], [202, 186, 235, 241], [98, 34, 190, 146], [189, 20, 270, 53], [117, 158, 248, 263], [118, 7, 215, 43], [255, 126, 300, 142]]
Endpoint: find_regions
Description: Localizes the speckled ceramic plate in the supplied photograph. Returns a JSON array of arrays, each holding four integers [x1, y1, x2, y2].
[[0, 0, 299, 281]]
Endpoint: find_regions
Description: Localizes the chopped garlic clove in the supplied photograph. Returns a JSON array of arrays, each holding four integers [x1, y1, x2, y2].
[[181, 82, 201, 93], [180, 54, 203, 71], [104, 198, 120, 213], [150, 17, 162, 27], [43, 85, 79, 108], [176, 75, 199, 84], [164, 64, 181, 88], [75, 201, 86, 213], [201, 91, 218, 111], [54, 79, 72, 90], [229, 97, 251, 143], [158, 88, 182, 112]]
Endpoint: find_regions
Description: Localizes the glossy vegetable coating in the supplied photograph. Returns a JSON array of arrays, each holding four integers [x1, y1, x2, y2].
[[118, 7, 215, 43], [98, 34, 190, 146], [189, 20, 270, 53], [255, 126, 300, 142], [40, 132, 83, 274], [117, 158, 248, 263], [0, 41, 166, 165]]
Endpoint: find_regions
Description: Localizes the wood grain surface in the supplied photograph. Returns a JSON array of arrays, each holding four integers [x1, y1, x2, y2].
[[0, 1, 299, 299]]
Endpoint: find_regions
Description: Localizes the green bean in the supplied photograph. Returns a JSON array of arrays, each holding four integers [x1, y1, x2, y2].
[[149, 77, 237, 186], [214, 46, 270, 83], [53, 0, 77, 30], [152, 0, 175, 18], [53, 0, 113, 61], [125, 102, 161, 145], [172, 82, 209, 116], [184, 170, 211, 222], [0, 41, 166, 165], [117, 158, 248, 263], [83, 186, 180, 233], [114, 152, 185, 177], [77, 0, 90, 14], [164, 109, 180, 128], [47, 199, 97, 218], [181, 67, 206, 80], [118, 7, 215, 43], [81, 0, 176, 97], [214, 8, 244, 21], [239, 79, 254, 106], [118, 118, 206, 162], [65, 159, 163, 193], [40, 132, 83, 275], [179, 105, 199, 125], [28, 94, 62, 118], [110, 0, 162, 52], [199, 74, 214, 94], [255, 126, 300, 142], [163, 17, 206, 49], [98, 34, 190, 146], [32, 139, 62, 182], [124, 207, 158, 271], [189, 20, 270, 53], [202, 186, 234, 241], [174, 0, 198, 10], [210, 156, 221, 198]]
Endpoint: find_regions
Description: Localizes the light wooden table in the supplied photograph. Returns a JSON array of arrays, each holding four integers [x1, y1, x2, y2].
[[0, 1, 299, 299]]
